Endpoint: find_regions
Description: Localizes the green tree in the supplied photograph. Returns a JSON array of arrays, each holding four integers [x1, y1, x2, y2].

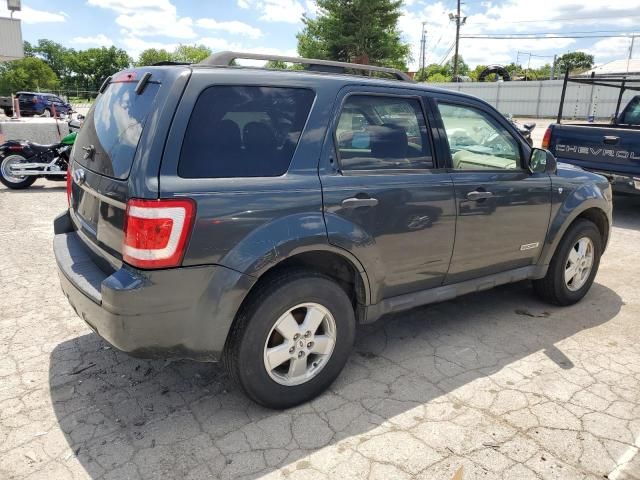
[[444, 54, 469, 78], [557, 51, 594, 74], [31, 39, 75, 81], [265, 60, 289, 69], [469, 64, 487, 81], [426, 72, 448, 83], [0, 57, 59, 95], [414, 63, 448, 82], [173, 44, 212, 63], [23, 41, 36, 57], [137, 48, 174, 66], [72, 46, 132, 92], [296, 0, 410, 70]]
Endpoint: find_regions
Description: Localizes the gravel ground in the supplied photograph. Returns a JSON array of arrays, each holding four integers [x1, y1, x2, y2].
[[1, 180, 639, 480]]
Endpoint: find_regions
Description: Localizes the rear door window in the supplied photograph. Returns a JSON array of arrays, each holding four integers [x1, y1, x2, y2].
[[335, 95, 433, 171], [75, 79, 160, 179], [178, 86, 315, 178]]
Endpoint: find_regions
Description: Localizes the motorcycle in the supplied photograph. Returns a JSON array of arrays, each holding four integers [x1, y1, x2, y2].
[[505, 114, 535, 146], [0, 130, 76, 189]]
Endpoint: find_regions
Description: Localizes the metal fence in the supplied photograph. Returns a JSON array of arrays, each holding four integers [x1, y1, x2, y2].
[[430, 80, 639, 119]]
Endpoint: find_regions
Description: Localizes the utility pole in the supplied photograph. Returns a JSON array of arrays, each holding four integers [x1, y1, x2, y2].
[[449, 0, 466, 81], [419, 22, 427, 71], [627, 34, 636, 75], [421, 23, 427, 71], [551, 54, 557, 80]]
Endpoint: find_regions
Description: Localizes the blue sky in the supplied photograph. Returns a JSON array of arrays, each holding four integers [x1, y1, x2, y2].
[[2, 0, 639, 70]]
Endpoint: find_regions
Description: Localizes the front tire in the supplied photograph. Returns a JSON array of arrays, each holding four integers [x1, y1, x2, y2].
[[533, 219, 602, 305], [224, 270, 356, 409], [42, 108, 52, 118], [0, 155, 37, 189]]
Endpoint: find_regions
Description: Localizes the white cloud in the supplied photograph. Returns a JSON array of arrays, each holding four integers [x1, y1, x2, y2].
[[87, 0, 196, 39], [0, 5, 67, 24], [260, 0, 305, 23], [116, 12, 196, 39], [400, 0, 640, 70], [120, 37, 178, 58], [588, 37, 635, 62], [72, 34, 114, 47], [196, 18, 262, 38], [85, 0, 168, 14], [238, 0, 307, 23]]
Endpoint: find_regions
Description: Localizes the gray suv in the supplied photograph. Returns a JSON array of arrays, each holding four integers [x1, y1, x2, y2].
[[54, 52, 612, 409]]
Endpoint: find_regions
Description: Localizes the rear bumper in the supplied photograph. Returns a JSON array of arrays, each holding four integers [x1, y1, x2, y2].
[[53, 211, 255, 361], [582, 169, 640, 195]]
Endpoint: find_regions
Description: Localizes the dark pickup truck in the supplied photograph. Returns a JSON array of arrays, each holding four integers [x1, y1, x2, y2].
[[545, 90, 640, 194]]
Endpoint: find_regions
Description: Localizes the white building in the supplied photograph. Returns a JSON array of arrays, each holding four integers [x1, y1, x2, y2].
[[579, 59, 640, 77]]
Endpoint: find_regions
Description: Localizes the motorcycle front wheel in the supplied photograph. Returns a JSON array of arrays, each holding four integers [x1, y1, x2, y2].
[[0, 154, 37, 189]]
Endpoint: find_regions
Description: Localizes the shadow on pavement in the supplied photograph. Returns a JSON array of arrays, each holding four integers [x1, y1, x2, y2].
[[0, 184, 66, 193], [49, 281, 622, 479], [613, 194, 640, 230]]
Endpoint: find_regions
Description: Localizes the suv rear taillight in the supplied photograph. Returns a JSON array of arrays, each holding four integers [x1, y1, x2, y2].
[[123, 198, 196, 269], [66, 170, 72, 206], [541, 127, 552, 150]]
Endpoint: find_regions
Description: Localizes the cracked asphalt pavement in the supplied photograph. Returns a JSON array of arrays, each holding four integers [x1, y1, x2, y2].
[[1, 181, 639, 480]]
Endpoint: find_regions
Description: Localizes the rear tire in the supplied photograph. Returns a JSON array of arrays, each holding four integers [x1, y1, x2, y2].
[[533, 219, 601, 305], [224, 270, 356, 409], [0, 155, 37, 189]]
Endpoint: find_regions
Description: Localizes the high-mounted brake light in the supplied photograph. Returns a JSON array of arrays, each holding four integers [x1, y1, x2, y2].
[[123, 198, 196, 269], [541, 127, 552, 150], [111, 71, 138, 83]]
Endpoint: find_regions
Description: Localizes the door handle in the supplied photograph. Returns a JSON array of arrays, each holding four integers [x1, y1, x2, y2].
[[467, 191, 494, 201], [603, 136, 620, 145], [341, 197, 379, 208]]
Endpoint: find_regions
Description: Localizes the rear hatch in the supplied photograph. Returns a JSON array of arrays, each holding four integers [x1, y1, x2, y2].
[[18, 93, 39, 110], [68, 67, 188, 267], [551, 124, 640, 175]]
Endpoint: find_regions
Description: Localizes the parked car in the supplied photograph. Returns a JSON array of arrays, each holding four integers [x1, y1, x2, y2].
[[53, 52, 612, 409], [545, 75, 640, 194], [16, 92, 72, 117]]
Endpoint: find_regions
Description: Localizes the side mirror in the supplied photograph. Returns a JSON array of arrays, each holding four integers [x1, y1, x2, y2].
[[528, 148, 557, 174]]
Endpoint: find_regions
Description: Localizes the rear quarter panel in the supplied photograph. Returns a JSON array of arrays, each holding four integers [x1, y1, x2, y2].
[[159, 70, 355, 278]]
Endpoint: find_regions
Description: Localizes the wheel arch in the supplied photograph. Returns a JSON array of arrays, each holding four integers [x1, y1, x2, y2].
[[539, 202, 611, 269], [222, 248, 371, 356]]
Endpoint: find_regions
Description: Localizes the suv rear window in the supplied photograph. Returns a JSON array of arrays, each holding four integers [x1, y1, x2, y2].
[[178, 86, 315, 178], [75, 80, 160, 179]]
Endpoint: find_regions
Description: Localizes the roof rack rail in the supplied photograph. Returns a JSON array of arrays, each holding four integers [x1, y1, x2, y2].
[[198, 51, 414, 82]]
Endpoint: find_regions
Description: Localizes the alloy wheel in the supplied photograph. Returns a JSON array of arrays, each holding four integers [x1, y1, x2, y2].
[[564, 237, 594, 291], [263, 302, 337, 387]]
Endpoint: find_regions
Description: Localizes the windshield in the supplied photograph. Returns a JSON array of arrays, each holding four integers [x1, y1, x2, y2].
[[75, 80, 159, 179]]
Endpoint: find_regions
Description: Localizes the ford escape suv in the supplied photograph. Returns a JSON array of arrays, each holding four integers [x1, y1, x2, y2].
[[54, 52, 612, 409]]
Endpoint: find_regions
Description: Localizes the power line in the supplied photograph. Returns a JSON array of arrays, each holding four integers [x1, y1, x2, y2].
[[465, 29, 638, 36], [469, 13, 640, 25], [462, 34, 635, 39], [438, 41, 456, 66]]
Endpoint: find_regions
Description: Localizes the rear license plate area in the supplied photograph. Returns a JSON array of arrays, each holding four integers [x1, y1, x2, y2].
[[76, 192, 100, 231]]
